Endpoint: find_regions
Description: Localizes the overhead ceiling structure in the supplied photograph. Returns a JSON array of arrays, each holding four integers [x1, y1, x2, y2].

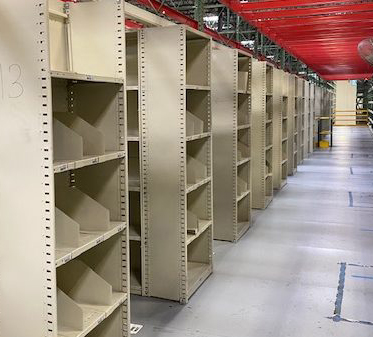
[[220, 0, 373, 80]]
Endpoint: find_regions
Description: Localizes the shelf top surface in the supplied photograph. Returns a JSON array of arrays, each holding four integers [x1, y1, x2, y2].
[[50, 70, 124, 84]]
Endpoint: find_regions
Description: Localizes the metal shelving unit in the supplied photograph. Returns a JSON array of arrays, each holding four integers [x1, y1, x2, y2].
[[252, 60, 273, 209], [298, 78, 305, 163], [273, 68, 287, 189], [125, 30, 146, 297], [0, 1, 130, 337], [139, 25, 213, 303], [287, 74, 297, 175], [212, 42, 252, 242], [303, 80, 310, 158]]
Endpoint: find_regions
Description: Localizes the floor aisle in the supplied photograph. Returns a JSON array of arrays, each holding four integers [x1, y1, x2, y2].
[[131, 126, 373, 337]]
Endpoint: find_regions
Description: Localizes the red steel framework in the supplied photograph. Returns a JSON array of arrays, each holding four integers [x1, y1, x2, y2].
[[220, 0, 373, 80]]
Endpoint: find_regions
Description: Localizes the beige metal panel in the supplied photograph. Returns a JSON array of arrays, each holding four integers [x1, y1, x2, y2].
[[335, 80, 357, 126], [303, 81, 310, 158], [211, 42, 236, 241], [0, 1, 56, 337], [140, 26, 184, 301], [287, 74, 296, 175], [68, 1, 124, 78]]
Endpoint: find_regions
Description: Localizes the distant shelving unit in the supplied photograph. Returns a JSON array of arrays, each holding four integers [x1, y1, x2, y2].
[[252, 61, 273, 209], [139, 25, 213, 303], [0, 1, 130, 337], [273, 68, 288, 189], [211, 42, 252, 242]]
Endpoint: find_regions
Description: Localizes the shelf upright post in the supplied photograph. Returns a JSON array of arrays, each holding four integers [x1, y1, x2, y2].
[[1, 1, 130, 336], [211, 42, 252, 242], [251, 60, 273, 209], [139, 25, 213, 303], [304, 80, 310, 157], [309, 82, 315, 153]]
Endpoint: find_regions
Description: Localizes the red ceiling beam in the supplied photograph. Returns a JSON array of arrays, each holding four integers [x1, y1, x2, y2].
[[235, 0, 363, 11], [240, 3, 373, 20]]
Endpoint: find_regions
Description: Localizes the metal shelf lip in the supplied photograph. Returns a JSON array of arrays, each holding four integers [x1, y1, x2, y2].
[[128, 136, 140, 142], [186, 85, 210, 91], [237, 123, 251, 130], [282, 137, 288, 142], [186, 176, 211, 194], [129, 226, 141, 241], [266, 92, 273, 96], [126, 85, 139, 91], [49, 9, 68, 19], [266, 119, 272, 124], [236, 190, 250, 203], [186, 220, 212, 245], [237, 89, 250, 95], [236, 157, 251, 167], [128, 180, 140, 192], [186, 132, 211, 142], [265, 144, 273, 151], [265, 172, 273, 178], [281, 159, 288, 165], [50, 70, 124, 84], [55, 221, 126, 268], [54, 151, 126, 174], [58, 292, 128, 337], [282, 116, 288, 120]]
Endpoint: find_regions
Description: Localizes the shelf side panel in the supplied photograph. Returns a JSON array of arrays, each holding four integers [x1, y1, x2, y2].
[[0, 2, 56, 337], [211, 43, 236, 241], [140, 26, 185, 301]]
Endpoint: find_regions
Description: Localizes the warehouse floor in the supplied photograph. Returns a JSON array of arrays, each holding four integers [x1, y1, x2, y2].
[[131, 126, 373, 337]]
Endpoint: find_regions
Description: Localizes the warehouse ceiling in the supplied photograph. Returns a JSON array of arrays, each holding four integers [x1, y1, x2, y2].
[[220, 0, 373, 80]]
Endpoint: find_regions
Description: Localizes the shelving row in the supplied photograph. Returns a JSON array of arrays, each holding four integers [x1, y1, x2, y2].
[[252, 61, 273, 209], [212, 42, 252, 242], [273, 67, 288, 189], [1, 1, 130, 337]]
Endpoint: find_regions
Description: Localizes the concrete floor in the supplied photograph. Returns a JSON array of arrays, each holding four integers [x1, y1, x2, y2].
[[131, 126, 373, 337]]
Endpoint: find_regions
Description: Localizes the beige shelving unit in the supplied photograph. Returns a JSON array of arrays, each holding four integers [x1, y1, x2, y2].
[[273, 68, 288, 189], [309, 83, 316, 154], [125, 31, 146, 297], [212, 42, 252, 242], [252, 61, 273, 209], [287, 74, 297, 175], [139, 25, 213, 303], [0, 1, 130, 337]]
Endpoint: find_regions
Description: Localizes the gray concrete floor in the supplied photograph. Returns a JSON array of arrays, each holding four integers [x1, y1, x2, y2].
[[131, 126, 373, 337]]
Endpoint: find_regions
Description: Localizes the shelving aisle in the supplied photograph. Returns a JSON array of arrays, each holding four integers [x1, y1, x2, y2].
[[273, 67, 288, 189], [252, 61, 274, 209], [131, 125, 373, 337], [138, 25, 213, 303], [211, 42, 252, 242], [0, 1, 130, 337]]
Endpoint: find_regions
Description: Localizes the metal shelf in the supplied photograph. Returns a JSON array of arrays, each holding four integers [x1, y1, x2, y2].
[[212, 45, 252, 242], [139, 25, 213, 303], [0, 2, 130, 337]]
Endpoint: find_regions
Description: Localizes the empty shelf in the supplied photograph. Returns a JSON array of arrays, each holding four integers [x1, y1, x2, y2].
[[187, 177, 211, 194], [186, 85, 210, 90], [282, 137, 288, 142], [54, 151, 125, 174], [265, 172, 273, 178], [187, 262, 212, 298], [237, 190, 250, 203], [128, 180, 140, 192], [129, 226, 141, 242], [265, 145, 273, 151], [55, 221, 126, 268], [266, 119, 272, 124], [281, 159, 288, 165], [237, 124, 251, 130], [128, 136, 140, 142], [126, 85, 139, 91], [237, 90, 249, 94], [50, 70, 123, 84], [187, 220, 212, 245], [237, 157, 250, 167], [186, 132, 211, 142]]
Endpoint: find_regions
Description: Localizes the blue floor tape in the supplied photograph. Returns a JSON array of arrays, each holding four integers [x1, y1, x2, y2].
[[348, 192, 353, 207]]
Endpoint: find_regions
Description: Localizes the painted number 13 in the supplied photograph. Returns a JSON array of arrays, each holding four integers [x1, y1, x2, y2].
[[0, 63, 24, 99]]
